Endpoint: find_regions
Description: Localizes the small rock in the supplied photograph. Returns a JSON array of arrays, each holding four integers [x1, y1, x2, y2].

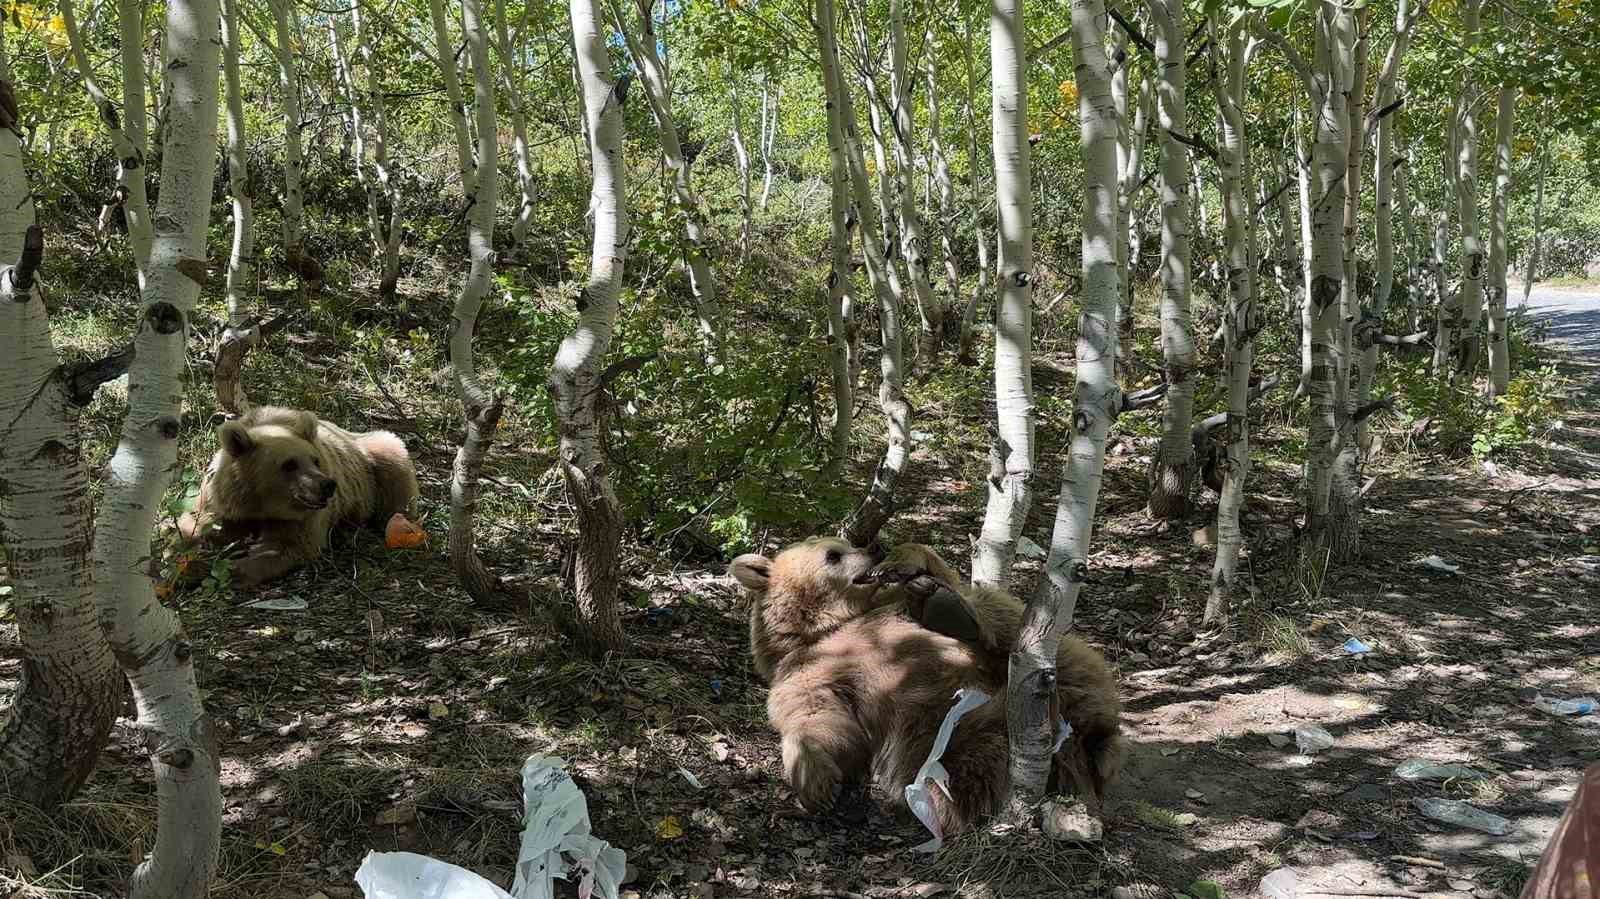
[[374, 800, 417, 826], [622, 863, 639, 884], [1267, 732, 1292, 749], [1449, 879, 1476, 891], [1042, 798, 1103, 842], [1185, 788, 1205, 801], [793, 846, 813, 859], [293, 628, 314, 644], [1159, 745, 1180, 757], [1171, 811, 1199, 827]]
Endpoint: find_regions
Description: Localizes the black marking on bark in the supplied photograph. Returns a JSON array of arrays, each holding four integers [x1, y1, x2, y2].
[[158, 415, 181, 440], [147, 302, 184, 334], [11, 223, 43, 293], [158, 747, 195, 769], [174, 640, 192, 662]]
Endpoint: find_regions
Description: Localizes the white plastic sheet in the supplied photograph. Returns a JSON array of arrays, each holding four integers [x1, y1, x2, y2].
[[354, 755, 626, 899], [903, 688, 991, 853]]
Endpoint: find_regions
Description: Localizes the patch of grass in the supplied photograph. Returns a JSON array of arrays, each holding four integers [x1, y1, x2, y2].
[[280, 753, 406, 830], [920, 819, 1116, 898], [1250, 612, 1312, 659]]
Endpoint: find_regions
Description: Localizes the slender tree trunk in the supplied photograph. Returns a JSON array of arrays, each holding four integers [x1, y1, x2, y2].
[[1327, 7, 1368, 554], [267, 0, 318, 286], [759, 78, 779, 209], [1520, 134, 1546, 309], [822, 30, 858, 475], [821, 0, 911, 549], [366, 10, 403, 304], [925, 16, 960, 333], [1205, 21, 1257, 625], [1295, 105, 1314, 397], [1014, 0, 1121, 803], [326, 11, 387, 290], [442, 0, 506, 604], [1146, 0, 1196, 519], [555, 0, 629, 652], [60, 0, 152, 282], [1298, 1, 1354, 559], [616, 0, 719, 360], [93, 0, 225, 889], [1485, 86, 1516, 396], [493, 0, 538, 250], [0, 43, 122, 809], [1279, 149, 1304, 328], [730, 85, 753, 258], [1453, 0, 1484, 376], [955, 9, 991, 364], [1116, 60, 1151, 374], [1398, 129, 1419, 331], [888, 0, 942, 361], [428, 0, 477, 196], [970, 0, 1036, 588], [214, 0, 259, 415], [1429, 210, 1453, 371]]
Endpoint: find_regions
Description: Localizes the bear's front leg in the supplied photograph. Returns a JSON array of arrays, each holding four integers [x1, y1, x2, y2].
[[768, 680, 871, 815], [232, 524, 321, 586]]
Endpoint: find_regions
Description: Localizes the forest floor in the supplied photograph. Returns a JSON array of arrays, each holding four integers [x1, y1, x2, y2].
[[3, 279, 1599, 899]]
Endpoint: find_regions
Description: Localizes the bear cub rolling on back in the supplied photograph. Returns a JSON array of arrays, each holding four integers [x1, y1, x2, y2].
[[178, 406, 418, 585]]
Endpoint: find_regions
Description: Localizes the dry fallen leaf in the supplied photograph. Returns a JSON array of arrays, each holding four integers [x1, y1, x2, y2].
[[385, 513, 427, 549], [654, 815, 685, 841]]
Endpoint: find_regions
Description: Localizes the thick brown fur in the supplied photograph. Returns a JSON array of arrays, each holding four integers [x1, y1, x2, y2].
[[730, 538, 1123, 838], [177, 406, 418, 585]]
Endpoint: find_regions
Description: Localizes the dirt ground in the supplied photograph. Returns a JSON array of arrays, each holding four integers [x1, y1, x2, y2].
[[3, 320, 1599, 899]]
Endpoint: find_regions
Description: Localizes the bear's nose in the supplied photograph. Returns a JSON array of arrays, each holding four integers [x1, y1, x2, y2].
[[865, 541, 886, 564], [319, 478, 337, 500]]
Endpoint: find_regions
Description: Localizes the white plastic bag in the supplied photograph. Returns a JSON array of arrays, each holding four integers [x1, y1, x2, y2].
[[355, 852, 512, 899], [903, 688, 992, 853]]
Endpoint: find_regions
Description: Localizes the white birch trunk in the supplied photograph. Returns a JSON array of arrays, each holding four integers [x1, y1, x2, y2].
[[970, 0, 1035, 588], [1116, 64, 1151, 370], [759, 79, 779, 209], [730, 85, 753, 258], [1205, 22, 1257, 624], [1147, 0, 1196, 519], [888, 0, 942, 360], [213, 0, 260, 415], [955, 9, 991, 364], [925, 18, 960, 324], [429, 0, 477, 196], [0, 42, 122, 807], [61, 0, 152, 281], [1429, 210, 1452, 372], [820, 0, 911, 549], [1521, 136, 1546, 309], [267, 0, 316, 284], [1327, 7, 1368, 554], [555, 0, 629, 651], [1295, 107, 1314, 397], [93, 0, 224, 889], [1485, 86, 1515, 396], [822, 33, 857, 474], [1452, 0, 1484, 376], [1398, 130, 1419, 331], [359, 2, 404, 301], [616, 0, 719, 360], [493, 0, 538, 249], [1278, 151, 1303, 327], [1015, 0, 1121, 802], [445, 0, 505, 604]]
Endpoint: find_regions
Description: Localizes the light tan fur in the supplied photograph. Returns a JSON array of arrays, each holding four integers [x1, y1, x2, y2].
[[178, 406, 418, 585], [730, 538, 1123, 836]]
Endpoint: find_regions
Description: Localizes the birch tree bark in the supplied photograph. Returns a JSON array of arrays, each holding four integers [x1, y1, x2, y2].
[[554, 0, 629, 652], [266, 0, 319, 288], [92, 0, 225, 889], [730, 84, 753, 257], [358, 4, 404, 302], [615, 0, 719, 360], [888, 0, 942, 361], [0, 44, 123, 809], [429, 0, 477, 196], [1398, 129, 1420, 330], [822, 25, 858, 475], [970, 0, 1035, 588], [821, 0, 911, 549], [1328, 7, 1368, 544], [1429, 210, 1453, 372], [1013, 0, 1125, 803], [60, 0, 152, 281], [1204, 21, 1258, 625], [1521, 132, 1546, 309], [493, 0, 539, 249], [445, 0, 506, 604], [1145, 0, 1196, 519], [955, 8, 991, 364], [1295, 106, 1314, 397], [759, 78, 779, 209], [925, 17, 960, 324], [213, 0, 260, 414], [1485, 86, 1516, 396], [1116, 60, 1151, 372], [1451, 0, 1484, 376]]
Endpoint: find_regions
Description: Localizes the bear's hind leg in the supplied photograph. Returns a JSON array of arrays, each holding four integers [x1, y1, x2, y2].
[[769, 681, 873, 816], [357, 431, 419, 526]]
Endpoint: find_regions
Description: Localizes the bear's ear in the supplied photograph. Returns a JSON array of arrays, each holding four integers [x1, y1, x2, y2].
[[728, 554, 772, 592], [291, 411, 319, 441], [219, 420, 255, 456]]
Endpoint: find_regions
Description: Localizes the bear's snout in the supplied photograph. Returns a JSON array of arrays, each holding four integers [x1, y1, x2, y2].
[[319, 478, 338, 500]]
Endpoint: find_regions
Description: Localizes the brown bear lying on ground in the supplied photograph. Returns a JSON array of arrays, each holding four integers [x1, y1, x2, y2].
[[730, 538, 1123, 837], [177, 406, 418, 585]]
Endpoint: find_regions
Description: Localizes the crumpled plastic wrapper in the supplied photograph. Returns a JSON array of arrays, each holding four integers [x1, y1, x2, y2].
[[354, 755, 626, 899], [903, 688, 993, 853]]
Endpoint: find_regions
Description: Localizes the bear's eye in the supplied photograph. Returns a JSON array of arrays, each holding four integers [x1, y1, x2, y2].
[[825, 550, 843, 565], [282, 459, 299, 473]]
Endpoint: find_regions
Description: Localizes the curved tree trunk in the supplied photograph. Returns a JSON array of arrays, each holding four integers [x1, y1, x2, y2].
[[493, 0, 538, 250], [1485, 86, 1516, 396], [888, 0, 941, 362], [615, 0, 719, 361], [1146, 0, 1196, 520], [970, 0, 1036, 589], [820, 0, 910, 549], [1013, 0, 1121, 803], [93, 0, 225, 890], [444, 0, 506, 604], [730, 85, 753, 258], [1204, 21, 1257, 625], [0, 46, 122, 810], [759, 78, 779, 209], [955, 9, 991, 364], [554, 0, 629, 653], [214, 0, 259, 415]]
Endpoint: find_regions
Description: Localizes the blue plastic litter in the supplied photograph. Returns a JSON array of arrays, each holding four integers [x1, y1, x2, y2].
[[1343, 637, 1373, 655]]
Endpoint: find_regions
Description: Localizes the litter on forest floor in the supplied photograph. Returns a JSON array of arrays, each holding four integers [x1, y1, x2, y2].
[[1294, 725, 1335, 754], [241, 596, 308, 611], [1341, 636, 1373, 655], [904, 688, 991, 853], [1415, 555, 1461, 574], [1394, 758, 1489, 781], [1533, 694, 1596, 716], [354, 755, 626, 899], [1412, 797, 1514, 835]]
